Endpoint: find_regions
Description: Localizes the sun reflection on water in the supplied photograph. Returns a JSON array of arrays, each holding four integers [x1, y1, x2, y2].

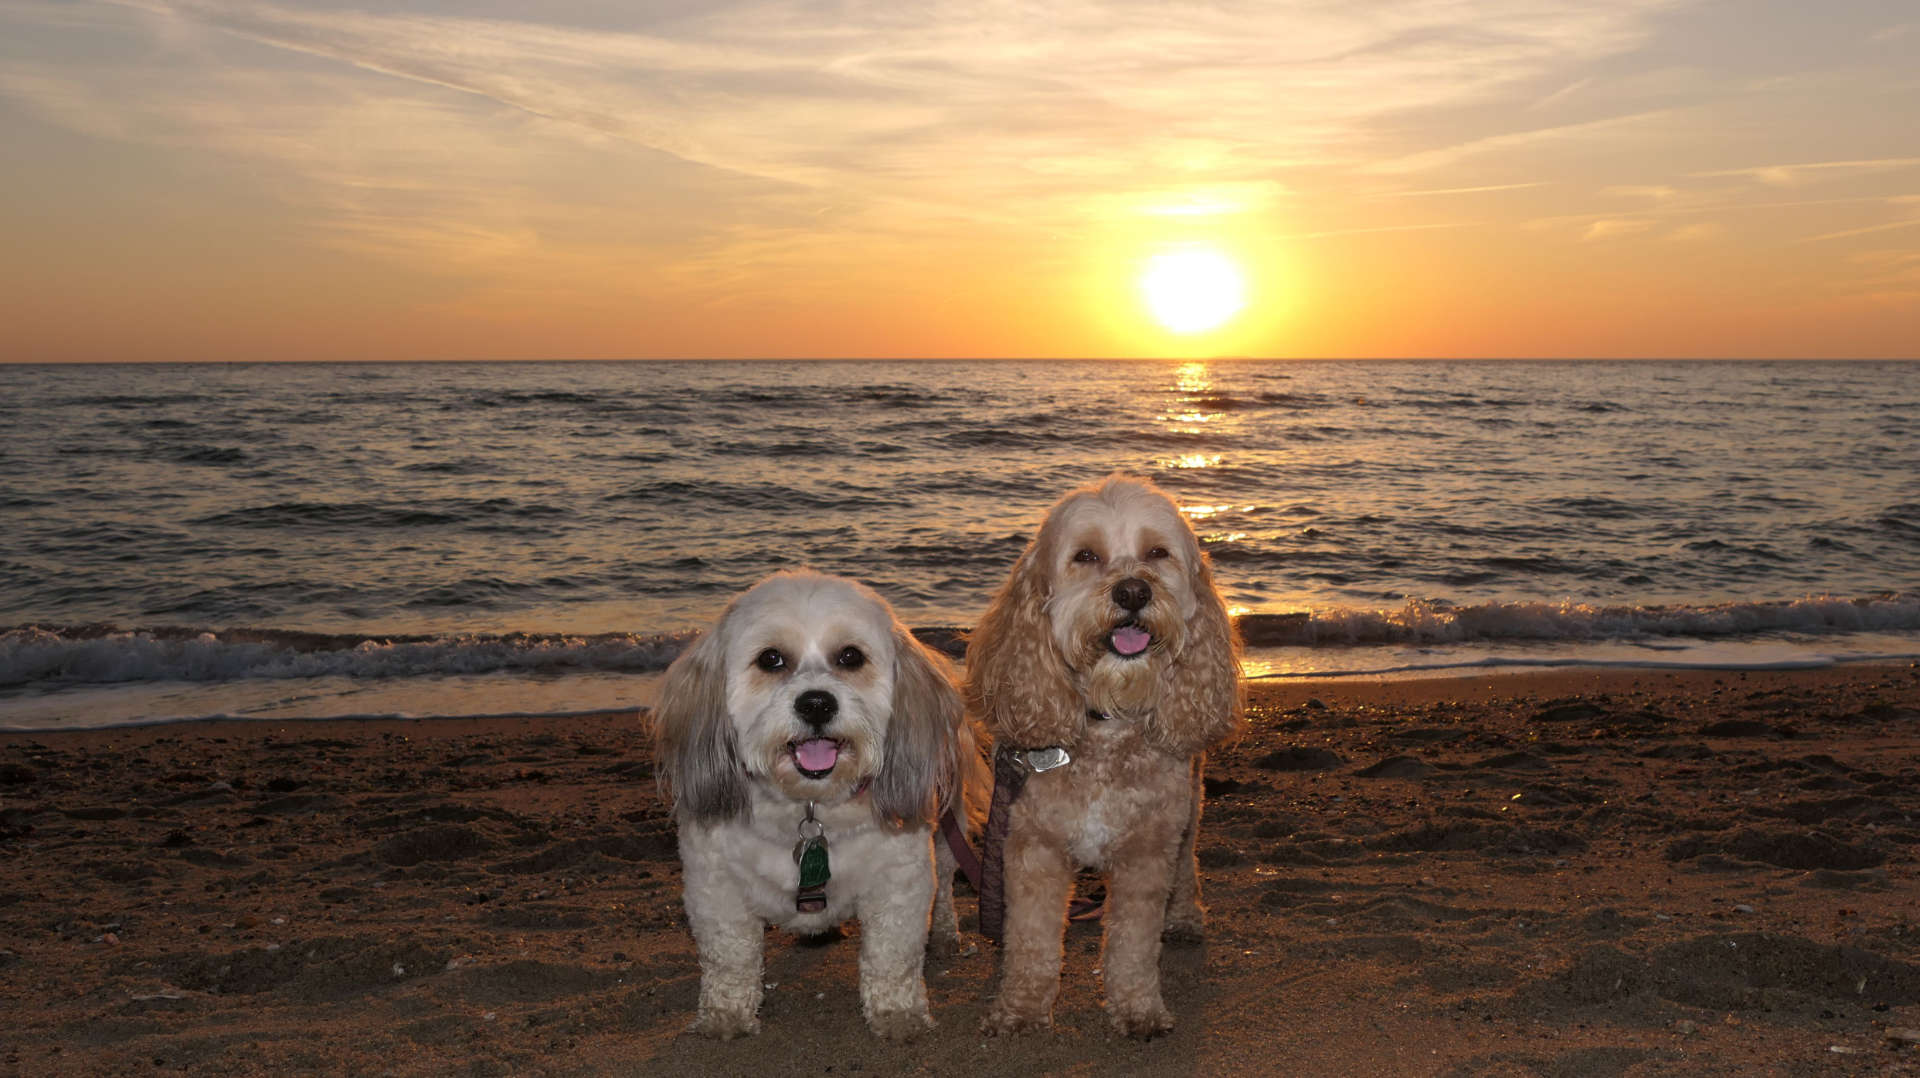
[[1181, 503, 1256, 520], [1174, 361, 1212, 394]]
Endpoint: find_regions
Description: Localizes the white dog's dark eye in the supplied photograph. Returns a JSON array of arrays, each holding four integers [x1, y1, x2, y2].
[[754, 648, 787, 673], [834, 646, 866, 670], [1073, 548, 1101, 564], [1146, 546, 1170, 560]]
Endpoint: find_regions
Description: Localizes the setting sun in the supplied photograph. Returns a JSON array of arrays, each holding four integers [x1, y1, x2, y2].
[[1139, 248, 1247, 335]]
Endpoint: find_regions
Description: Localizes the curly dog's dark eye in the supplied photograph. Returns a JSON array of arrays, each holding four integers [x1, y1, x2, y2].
[[1073, 548, 1101, 564], [1146, 546, 1170, 560]]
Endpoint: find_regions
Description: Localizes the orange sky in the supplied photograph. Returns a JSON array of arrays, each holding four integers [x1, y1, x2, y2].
[[2, 0, 1916, 362]]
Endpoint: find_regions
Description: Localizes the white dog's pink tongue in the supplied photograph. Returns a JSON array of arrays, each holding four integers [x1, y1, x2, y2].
[[794, 738, 839, 773], [1111, 625, 1151, 656]]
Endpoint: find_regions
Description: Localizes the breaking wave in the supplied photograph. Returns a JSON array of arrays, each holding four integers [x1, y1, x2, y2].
[[7, 592, 1915, 689]]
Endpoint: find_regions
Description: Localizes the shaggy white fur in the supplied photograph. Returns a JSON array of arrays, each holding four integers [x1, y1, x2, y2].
[[652, 571, 986, 1041]]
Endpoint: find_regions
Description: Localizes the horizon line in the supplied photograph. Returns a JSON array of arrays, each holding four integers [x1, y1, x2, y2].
[[5, 355, 1918, 365]]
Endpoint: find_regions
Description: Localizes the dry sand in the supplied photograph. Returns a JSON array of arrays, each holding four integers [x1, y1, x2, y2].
[[4, 664, 1920, 1076]]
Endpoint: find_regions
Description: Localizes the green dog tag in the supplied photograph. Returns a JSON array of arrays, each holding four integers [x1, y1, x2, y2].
[[797, 838, 829, 888], [794, 836, 829, 912]]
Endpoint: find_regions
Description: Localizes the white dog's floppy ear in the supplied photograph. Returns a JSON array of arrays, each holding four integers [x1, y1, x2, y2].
[[652, 623, 748, 824], [964, 543, 1084, 748], [1147, 544, 1245, 757], [871, 625, 962, 828]]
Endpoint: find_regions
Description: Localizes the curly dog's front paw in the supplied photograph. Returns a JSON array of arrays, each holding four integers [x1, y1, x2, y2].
[[1160, 917, 1205, 945], [1109, 1004, 1175, 1040], [688, 1008, 760, 1040], [981, 1004, 1052, 1036], [928, 931, 978, 959]]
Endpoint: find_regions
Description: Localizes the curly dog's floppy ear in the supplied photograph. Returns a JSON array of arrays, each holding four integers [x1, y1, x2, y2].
[[1146, 543, 1245, 757], [652, 621, 747, 824], [964, 542, 1084, 748], [870, 625, 962, 829]]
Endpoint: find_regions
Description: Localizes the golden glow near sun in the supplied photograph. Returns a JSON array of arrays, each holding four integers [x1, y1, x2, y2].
[[1139, 248, 1246, 334]]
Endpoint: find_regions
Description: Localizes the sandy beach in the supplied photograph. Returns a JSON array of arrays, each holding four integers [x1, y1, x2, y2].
[[4, 663, 1919, 1076]]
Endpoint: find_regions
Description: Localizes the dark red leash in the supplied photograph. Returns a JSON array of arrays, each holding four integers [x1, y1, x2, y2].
[[937, 804, 983, 889]]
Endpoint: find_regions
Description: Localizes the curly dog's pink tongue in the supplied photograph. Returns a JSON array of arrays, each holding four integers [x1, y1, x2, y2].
[[793, 738, 839, 772], [1111, 625, 1151, 656]]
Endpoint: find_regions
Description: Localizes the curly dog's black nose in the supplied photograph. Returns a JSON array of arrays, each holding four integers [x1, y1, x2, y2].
[[1111, 577, 1152, 613]]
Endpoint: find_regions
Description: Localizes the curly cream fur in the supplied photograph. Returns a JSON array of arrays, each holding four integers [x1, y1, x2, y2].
[[968, 475, 1244, 1037], [650, 570, 988, 1040]]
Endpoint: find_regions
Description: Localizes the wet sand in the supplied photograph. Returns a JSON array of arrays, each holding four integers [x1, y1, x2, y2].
[[3, 664, 1919, 1076]]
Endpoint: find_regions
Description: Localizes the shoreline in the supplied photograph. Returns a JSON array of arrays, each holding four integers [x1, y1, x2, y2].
[[8, 642, 1920, 735], [3, 662, 1918, 1075], [0, 659, 1905, 737]]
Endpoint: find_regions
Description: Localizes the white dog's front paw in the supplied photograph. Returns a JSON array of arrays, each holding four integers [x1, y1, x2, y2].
[[688, 1008, 760, 1040], [865, 1005, 933, 1041], [1108, 1003, 1175, 1040]]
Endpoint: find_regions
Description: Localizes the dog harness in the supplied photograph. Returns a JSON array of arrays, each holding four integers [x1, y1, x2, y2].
[[976, 708, 1122, 941], [976, 742, 1084, 943]]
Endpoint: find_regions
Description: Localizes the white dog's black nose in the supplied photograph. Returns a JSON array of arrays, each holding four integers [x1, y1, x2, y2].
[[794, 690, 838, 728], [1112, 577, 1152, 613]]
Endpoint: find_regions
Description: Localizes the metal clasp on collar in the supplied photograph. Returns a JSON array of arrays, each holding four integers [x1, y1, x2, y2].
[[1020, 746, 1071, 773]]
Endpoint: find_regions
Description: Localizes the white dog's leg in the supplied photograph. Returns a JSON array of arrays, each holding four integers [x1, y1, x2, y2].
[[684, 865, 765, 1039], [1162, 754, 1207, 942], [857, 840, 937, 1040]]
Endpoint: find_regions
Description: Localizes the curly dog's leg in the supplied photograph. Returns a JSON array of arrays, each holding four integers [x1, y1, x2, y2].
[[1162, 754, 1207, 943], [982, 825, 1073, 1034], [1102, 813, 1183, 1038]]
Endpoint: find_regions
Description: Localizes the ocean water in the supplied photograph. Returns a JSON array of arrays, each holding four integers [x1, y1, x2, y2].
[[3, 359, 1917, 729]]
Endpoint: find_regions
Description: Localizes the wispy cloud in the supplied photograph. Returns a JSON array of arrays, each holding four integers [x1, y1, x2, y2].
[[1805, 215, 1920, 244], [3, 0, 1690, 259], [1602, 184, 1680, 202], [1284, 221, 1475, 241], [3, 0, 1916, 358], [1692, 158, 1920, 187], [1376, 183, 1546, 199], [1583, 218, 1655, 242]]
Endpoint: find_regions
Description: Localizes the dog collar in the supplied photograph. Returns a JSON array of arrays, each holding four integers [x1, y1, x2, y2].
[[744, 769, 871, 801]]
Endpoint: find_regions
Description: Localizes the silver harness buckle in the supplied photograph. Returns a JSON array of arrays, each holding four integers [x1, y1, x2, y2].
[[1021, 746, 1072, 773]]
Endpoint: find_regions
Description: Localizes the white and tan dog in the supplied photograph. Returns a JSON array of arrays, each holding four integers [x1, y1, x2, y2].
[[967, 475, 1243, 1038], [652, 570, 985, 1041]]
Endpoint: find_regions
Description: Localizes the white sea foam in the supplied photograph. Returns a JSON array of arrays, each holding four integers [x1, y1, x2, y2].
[[1243, 593, 1920, 647], [1243, 633, 1920, 681], [6, 634, 1917, 732], [0, 627, 693, 688], [0, 671, 664, 732], [4, 594, 1915, 692]]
